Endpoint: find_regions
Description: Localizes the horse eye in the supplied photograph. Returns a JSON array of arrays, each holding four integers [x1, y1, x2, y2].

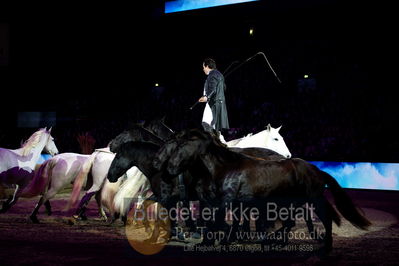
[[274, 138, 279, 141]]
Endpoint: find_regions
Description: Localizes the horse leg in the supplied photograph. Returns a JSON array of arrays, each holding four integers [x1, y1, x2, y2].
[[303, 202, 315, 238], [0, 185, 20, 213], [106, 212, 119, 226], [30, 188, 58, 223], [226, 200, 243, 243], [73, 191, 96, 220], [121, 214, 127, 226], [239, 200, 253, 235], [312, 198, 333, 254], [30, 196, 45, 223], [200, 207, 221, 245], [44, 200, 52, 216], [94, 191, 107, 221], [0, 195, 13, 213], [201, 198, 229, 245]]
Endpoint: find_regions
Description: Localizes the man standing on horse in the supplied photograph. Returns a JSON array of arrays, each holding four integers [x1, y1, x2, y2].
[[198, 58, 230, 132]]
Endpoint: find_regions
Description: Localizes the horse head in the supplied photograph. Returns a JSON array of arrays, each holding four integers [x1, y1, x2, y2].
[[109, 125, 164, 153], [108, 141, 161, 183], [109, 130, 134, 153], [42, 127, 59, 156], [264, 124, 291, 158], [107, 151, 129, 183]]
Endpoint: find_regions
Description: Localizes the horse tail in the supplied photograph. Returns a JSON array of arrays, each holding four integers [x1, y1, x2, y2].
[[113, 168, 148, 217], [67, 151, 97, 210], [19, 159, 53, 198], [323, 171, 371, 230]]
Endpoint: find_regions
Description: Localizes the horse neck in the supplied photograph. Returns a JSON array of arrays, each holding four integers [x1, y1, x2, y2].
[[138, 127, 165, 144], [252, 130, 269, 147], [146, 121, 174, 141], [201, 144, 242, 177], [128, 145, 158, 177], [236, 130, 267, 147], [20, 133, 48, 168]]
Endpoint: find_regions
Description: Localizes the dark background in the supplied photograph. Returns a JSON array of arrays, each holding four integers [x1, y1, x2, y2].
[[0, 1, 397, 162]]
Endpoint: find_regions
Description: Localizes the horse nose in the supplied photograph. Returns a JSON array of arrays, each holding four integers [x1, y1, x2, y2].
[[286, 153, 291, 158]]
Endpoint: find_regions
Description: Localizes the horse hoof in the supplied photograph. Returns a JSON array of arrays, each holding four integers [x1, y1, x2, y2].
[[67, 217, 76, 225], [29, 216, 40, 224], [99, 216, 108, 222], [0, 204, 9, 213], [72, 214, 87, 221], [106, 218, 119, 226]]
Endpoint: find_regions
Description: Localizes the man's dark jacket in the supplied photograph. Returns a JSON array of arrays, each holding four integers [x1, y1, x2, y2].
[[204, 69, 229, 130]]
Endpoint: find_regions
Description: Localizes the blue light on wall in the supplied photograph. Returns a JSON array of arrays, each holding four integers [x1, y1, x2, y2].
[[311, 161, 399, 191], [37, 154, 53, 164], [165, 0, 258, 14]]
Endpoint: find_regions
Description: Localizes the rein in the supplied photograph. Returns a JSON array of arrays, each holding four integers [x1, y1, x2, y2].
[[140, 126, 166, 144], [160, 122, 175, 134]]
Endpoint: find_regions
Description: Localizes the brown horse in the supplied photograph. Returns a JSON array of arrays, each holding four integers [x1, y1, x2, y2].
[[154, 128, 371, 252]]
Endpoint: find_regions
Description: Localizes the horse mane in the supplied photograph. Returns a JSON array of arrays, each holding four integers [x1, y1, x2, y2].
[[181, 128, 245, 162], [109, 125, 165, 153], [129, 124, 165, 144], [143, 118, 174, 140], [119, 141, 160, 156], [209, 136, 249, 162], [21, 129, 47, 156]]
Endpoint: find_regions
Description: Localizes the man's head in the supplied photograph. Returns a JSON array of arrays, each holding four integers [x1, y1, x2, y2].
[[203, 58, 216, 75]]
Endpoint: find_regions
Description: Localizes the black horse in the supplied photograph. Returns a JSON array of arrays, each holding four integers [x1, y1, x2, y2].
[[108, 119, 212, 238], [106, 140, 206, 238], [106, 131, 289, 239], [152, 128, 302, 239], [107, 141, 173, 201], [153, 128, 371, 252]]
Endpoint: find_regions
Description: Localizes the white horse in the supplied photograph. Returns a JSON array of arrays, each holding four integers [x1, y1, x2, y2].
[[0, 127, 58, 212], [99, 166, 151, 224], [20, 148, 120, 223], [67, 148, 116, 220], [68, 148, 152, 223], [220, 124, 291, 158], [20, 152, 96, 223]]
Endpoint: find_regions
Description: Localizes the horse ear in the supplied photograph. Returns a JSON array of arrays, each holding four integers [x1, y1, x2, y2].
[[48, 127, 52, 133], [266, 124, 271, 131], [276, 125, 282, 132], [161, 116, 166, 123]]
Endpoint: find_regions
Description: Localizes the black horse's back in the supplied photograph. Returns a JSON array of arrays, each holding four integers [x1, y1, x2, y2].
[[230, 147, 285, 161]]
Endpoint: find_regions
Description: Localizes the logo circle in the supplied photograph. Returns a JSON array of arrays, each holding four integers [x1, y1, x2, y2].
[[125, 199, 171, 255]]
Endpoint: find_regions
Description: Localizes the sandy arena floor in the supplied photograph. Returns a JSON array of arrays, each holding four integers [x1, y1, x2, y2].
[[0, 188, 398, 265]]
